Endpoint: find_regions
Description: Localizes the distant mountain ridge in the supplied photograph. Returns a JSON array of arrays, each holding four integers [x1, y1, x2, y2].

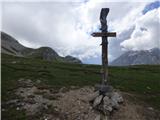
[[111, 48, 160, 66], [1, 32, 82, 64]]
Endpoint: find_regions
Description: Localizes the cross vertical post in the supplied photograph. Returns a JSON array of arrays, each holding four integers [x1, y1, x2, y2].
[[91, 8, 116, 94], [101, 8, 109, 85]]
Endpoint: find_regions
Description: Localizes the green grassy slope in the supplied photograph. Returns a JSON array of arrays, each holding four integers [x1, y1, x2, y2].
[[1, 53, 160, 119], [1, 54, 101, 100]]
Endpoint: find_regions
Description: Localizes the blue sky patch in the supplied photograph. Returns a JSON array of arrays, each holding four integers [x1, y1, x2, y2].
[[143, 1, 160, 14]]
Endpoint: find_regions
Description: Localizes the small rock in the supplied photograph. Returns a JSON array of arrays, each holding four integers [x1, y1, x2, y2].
[[16, 107, 20, 110], [146, 86, 151, 90], [70, 86, 77, 89], [111, 92, 123, 103], [59, 87, 68, 93], [88, 91, 99, 102], [104, 105, 113, 112], [103, 96, 110, 105], [93, 95, 103, 107], [89, 106, 92, 110], [148, 107, 154, 111], [19, 102, 25, 106], [80, 106, 84, 109], [54, 107, 59, 112], [36, 80, 41, 84], [103, 96, 113, 112], [111, 99, 119, 109], [44, 105, 49, 110], [12, 61, 17, 64], [95, 115, 101, 120]]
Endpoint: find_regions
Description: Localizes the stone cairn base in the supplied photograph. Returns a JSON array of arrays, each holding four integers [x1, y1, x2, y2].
[[89, 84, 124, 119]]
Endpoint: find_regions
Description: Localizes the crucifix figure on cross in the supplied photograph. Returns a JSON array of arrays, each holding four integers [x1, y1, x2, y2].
[[91, 8, 116, 94]]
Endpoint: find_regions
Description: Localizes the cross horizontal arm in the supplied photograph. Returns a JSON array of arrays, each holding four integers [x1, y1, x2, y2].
[[91, 32, 116, 37]]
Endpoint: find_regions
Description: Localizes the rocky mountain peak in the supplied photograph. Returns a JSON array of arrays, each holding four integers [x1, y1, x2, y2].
[[111, 48, 160, 66], [1, 31, 82, 64]]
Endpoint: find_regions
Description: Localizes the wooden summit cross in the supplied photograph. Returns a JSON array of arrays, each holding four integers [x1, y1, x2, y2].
[[91, 8, 116, 94]]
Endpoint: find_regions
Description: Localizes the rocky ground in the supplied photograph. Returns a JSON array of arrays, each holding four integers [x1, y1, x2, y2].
[[2, 78, 160, 120]]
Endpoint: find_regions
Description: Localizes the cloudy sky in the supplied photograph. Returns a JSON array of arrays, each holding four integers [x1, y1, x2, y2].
[[0, 0, 160, 64]]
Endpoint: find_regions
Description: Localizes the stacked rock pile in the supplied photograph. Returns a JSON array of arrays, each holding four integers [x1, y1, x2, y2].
[[89, 85, 124, 116]]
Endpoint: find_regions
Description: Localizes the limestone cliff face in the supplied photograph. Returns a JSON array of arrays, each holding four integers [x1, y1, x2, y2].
[[1, 31, 82, 64], [111, 48, 160, 66]]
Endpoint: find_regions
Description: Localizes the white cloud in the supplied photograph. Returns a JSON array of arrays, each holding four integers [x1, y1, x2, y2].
[[1, 0, 158, 63], [1, 2, 102, 60], [120, 8, 160, 51]]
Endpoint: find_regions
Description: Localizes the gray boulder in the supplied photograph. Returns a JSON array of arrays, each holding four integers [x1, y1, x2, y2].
[[93, 95, 103, 107]]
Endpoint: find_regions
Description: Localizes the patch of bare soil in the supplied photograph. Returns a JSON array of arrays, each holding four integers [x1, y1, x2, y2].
[[110, 92, 160, 120], [6, 78, 160, 120]]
